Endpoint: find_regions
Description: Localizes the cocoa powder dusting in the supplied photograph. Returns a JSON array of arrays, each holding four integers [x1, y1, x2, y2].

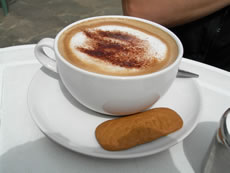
[[76, 29, 152, 68]]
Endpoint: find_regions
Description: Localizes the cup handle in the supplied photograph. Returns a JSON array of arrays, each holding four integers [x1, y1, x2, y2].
[[34, 38, 57, 73]]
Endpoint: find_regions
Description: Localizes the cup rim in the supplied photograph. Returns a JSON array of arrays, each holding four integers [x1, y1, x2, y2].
[[54, 15, 183, 80]]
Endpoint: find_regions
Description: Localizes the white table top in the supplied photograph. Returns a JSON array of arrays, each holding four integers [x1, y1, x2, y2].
[[0, 45, 230, 173]]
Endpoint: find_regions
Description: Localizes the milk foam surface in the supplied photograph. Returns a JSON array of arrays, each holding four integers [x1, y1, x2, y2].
[[69, 25, 168, 72]]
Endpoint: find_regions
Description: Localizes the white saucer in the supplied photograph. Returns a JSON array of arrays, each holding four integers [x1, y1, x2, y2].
[[27, 67, 201, 159]]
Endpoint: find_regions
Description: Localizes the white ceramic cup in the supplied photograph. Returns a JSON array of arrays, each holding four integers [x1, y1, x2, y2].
[[34, 15, 183, 116]]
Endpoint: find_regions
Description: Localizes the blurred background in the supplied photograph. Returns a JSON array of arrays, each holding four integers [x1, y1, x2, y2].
[[0, 0, 123, 48]]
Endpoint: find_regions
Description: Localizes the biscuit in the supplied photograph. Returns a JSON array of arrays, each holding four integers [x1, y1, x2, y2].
[[95, 107, 183, 151]]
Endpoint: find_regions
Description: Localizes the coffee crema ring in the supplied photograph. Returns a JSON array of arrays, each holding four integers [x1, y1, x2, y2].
[[76, 29, 157, 69], [58, 19, 178, 76]]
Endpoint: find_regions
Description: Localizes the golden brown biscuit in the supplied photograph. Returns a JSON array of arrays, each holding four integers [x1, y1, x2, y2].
[[95, 107, 183, 151]]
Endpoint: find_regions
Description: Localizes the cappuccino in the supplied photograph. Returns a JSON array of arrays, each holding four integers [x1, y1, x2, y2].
[[58, 17, 178, 76], [35, 16, 183, 115]]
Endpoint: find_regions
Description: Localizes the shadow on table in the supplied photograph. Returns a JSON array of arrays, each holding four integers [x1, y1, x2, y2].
[[0, 136, 181, 173], [183, 121, 218, 173]]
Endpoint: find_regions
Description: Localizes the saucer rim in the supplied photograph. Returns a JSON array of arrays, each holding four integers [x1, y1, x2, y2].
[[27, 68, 201, 159]]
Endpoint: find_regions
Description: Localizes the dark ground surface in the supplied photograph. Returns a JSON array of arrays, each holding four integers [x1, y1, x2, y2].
[[0, 0, 122, 48]]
